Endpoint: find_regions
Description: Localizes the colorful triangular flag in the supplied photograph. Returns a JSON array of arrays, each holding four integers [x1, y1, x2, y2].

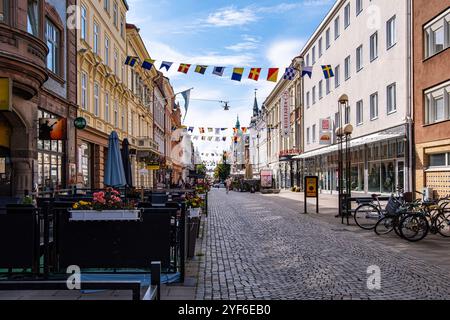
[[248, 68, 261, 81], [160, 61, 173, 71], [222, 137, 227, 141], [242, 127, 248, 133], [231, 68, 244, 82], [267, 68, 279, 82], [302, 66, 313, 79], [178, 63, 191, 74], [207, 136, 213, 141]]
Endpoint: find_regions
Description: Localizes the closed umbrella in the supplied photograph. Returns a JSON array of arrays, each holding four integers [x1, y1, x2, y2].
[[121, 138, 133, 187], [104, 131, 126, 187]]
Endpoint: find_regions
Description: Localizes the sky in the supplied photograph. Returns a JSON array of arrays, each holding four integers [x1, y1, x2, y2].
[[127, 0, 335, 160]]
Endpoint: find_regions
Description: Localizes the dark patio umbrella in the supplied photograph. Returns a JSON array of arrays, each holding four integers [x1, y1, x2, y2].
[[121, 138, 133, 187], [104, 131, 126, 187]]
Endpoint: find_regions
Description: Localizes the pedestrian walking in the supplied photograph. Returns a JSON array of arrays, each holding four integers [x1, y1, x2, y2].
[[225, 178, 232, 194]]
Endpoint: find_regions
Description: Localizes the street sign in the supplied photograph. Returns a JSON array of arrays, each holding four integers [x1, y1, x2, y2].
[[74, 117, 87, 130], [281, 90, 290, 138], [304, 176, 319, 214]]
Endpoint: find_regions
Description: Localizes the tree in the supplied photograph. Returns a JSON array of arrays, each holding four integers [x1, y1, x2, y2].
[[196, 164, 207, 175], [214, 163, 231, 181]]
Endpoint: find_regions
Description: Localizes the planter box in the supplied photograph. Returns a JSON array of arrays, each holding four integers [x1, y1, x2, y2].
[[68, 209, 141, 221], [188, 207, 201, 218]]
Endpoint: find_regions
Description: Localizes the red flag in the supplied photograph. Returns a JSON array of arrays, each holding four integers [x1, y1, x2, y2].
[[248, 68, 261, 81], [178, 63, 191, 74], [267, 68, 279, 82]]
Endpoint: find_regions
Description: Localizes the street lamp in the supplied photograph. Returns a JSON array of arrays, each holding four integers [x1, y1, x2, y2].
[[336, 94, 353, 224]]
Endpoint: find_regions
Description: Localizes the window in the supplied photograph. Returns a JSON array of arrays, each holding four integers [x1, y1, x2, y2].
[[312, 46, 316, 65], [104, 92, 110, 122], [335, 65, 340, 88], [356, 45, 363, 71], [0, 0, 9, 24], [370, 92, 378, 120], [425, 83, 450, 124], [104, 0, 110, 13], [319, 80, 323, 99], [387, 83, 397, 114], [326, 78, 330, 94], [424, 11, 450, 58], [27, 0, 40, 37], [114, 101, 118, 127], [312, 124, 316, 142], [306, 54, 310, 66], [318, 37, 323, 57], [429, 153, 449, 168], [356, 0, 363, 15], [356, 100, 363, 125], [312, 86, 316, 105], [387, 16, 396, 49], [93, 22, 99, 55], [46, 19, 59, 74], [94, 82, 99, 116], [306, 91, 310, 108], [370, 32, 378, 61], [345, 55, 351, 80], [81, 72, 88, 110], [120, 14, 125, 38], [307, 127, 310, 144], [326, 28, 330, 49], [104, 36, 109, 66], [113, 1, 118, 27], [345, 105, 350, 124], [121, 108, 125, 130], [114, 50, 118, 75], [344, 3, 350, 29], [334, 16, 340, 39]]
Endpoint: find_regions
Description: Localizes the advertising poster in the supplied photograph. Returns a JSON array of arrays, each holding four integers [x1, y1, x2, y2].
[[260, 170, 273, 188], [39, 118, 67, 140]]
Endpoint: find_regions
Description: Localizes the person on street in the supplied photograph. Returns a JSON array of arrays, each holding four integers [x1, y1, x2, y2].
[[226, 178, 232, 194]]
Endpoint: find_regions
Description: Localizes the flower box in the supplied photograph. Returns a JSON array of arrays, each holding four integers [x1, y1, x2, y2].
[[198, 193, 206, 200], [188, 207, 201, 218], [68, 209, 141, 221]]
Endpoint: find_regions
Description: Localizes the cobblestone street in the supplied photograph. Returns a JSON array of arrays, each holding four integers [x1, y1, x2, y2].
[[196, 190, 450, 300]]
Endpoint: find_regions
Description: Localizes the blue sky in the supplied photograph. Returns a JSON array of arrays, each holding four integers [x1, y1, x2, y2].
[[127, 0, 335, 157]]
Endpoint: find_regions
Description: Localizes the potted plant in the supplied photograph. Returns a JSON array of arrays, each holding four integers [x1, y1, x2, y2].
[[69, 188, 140, 221], [186, 193, 204, 217]]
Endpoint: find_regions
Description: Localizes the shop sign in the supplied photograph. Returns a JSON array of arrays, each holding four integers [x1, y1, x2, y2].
[[147, 162, 160, 170], [281, 90, 290, 138], [319, 132, 332, 145], [305, 176, 318, 198], [260, 170, 273, 188], [74, 117, 87, 130], [39, 118, 67, 140], [0, 78, 12, 111]]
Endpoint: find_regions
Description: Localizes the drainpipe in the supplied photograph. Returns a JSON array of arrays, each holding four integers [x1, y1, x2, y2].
[[406, 0, 414, 193]]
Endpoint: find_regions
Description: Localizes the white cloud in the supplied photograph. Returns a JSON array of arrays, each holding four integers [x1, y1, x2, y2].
[[266, 38, 306, 69], [205, 6, 258, 27], [225, 35, 260, 52]]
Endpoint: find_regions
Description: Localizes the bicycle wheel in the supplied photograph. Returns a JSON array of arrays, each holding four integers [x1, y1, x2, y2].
[[399, 214, 429, 242], [435, 210, 450, 237], [354, 203, 381, 230], [374, 216, 395, 235]]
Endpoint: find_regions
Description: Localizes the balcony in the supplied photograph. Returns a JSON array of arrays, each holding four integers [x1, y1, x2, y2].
[[0, 24, 48, 99], [136, 137, 159, 152]]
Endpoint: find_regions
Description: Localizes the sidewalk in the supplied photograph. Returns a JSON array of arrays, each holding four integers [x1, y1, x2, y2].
[[262, 190, 450, 269]]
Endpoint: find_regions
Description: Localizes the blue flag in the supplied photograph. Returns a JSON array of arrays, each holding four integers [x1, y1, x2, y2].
[[160, 61, 173, 71], [213, 66, 225, 76], [302, 66, 313, 79]]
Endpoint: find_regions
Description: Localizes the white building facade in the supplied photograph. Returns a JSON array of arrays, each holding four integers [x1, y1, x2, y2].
[[297, 0, 413, 194]]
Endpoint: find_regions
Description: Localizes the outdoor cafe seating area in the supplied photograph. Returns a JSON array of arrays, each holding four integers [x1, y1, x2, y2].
[[0, 131, 209, 300]]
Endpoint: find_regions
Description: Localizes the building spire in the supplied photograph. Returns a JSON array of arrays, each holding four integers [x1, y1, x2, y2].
[[253, 89, 259, 117], [235, 115, 241, 129]]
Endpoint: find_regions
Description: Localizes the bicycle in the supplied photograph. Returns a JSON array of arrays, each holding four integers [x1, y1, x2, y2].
[[353, 187, 405, 230], [373, 195, 415, 237]]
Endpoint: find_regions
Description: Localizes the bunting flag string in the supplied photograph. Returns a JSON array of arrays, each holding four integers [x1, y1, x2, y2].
[[124, 56, 334, 82]]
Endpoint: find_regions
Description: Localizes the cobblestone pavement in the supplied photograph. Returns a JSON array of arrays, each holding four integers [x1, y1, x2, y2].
[[196, 189, 450, 300]]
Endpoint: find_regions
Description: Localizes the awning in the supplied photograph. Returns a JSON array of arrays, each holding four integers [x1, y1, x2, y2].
[[294, 126, 406, 160]]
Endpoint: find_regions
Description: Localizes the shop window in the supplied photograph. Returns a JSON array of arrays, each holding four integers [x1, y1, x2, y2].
[[381, 162, 395, 193], [368, 162, 380, 193], [424, 9, 450, 58]]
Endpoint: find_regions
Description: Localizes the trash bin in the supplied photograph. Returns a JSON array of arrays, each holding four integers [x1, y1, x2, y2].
[[187, 217, 200, 258]]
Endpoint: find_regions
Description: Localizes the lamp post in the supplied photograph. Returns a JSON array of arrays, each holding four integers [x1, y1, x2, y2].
[[336, 94, 353, 224]]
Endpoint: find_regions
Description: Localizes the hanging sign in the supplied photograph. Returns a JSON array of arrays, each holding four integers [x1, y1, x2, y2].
[[281, 90, 290, 138], [0, 78, 12, 111], [320, 118, 331, 132], [74, 117, 87, 130], [147, 162, 160, 170], [319, 132, 332, 145]]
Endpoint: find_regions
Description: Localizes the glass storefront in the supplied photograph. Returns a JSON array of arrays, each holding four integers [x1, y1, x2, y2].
[[37, 110, 64, 191], [78, 142, 91, 188]]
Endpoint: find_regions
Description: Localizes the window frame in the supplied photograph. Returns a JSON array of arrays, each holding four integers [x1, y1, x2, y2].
[[334, 16, 340, 40], [94, 82, 100, 117], [370, 92, 379, 120], [356, 0, 363, 16], [356, 99, 364, 125], [326, 28, 331, 49], [345, 55, 351, 80], [104, 35, 110, 66], [387, 83, 397, 114], [81, 72, 88, 111], [344, 3, 351, 29], [93, 21, 100, 55], [370, 31, 378, 62], [356, 44, 363, 72], [45, 18, 61, 75], [105, 92, 110, 123], [424, 82, 450, 124], [335, 65, 340, 88], [80, 4, 87, 40], [424, 10, 450, 59], [386, 15, 397, 50]]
